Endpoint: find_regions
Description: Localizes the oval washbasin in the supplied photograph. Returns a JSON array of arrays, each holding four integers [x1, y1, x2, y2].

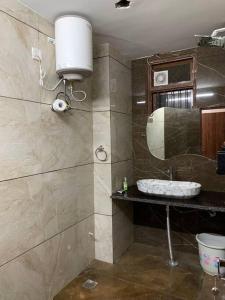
[[137, 179, 201, 199]]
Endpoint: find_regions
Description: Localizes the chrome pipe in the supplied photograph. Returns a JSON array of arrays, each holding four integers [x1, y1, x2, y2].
[[166, 205, 178, 267]]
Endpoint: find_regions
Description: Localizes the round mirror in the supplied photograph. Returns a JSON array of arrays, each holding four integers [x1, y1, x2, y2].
[[146, 107, 201, 160]]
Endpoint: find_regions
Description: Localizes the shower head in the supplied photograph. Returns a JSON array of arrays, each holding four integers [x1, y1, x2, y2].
[[195, 35, 225, 48], [195, 27, 225, 48]]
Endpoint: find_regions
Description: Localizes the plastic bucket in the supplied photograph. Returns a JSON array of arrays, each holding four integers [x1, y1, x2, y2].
[[196, 233, 225, 276]]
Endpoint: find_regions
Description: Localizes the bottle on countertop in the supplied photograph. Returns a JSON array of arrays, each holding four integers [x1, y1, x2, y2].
[[123, 177, 128, 193]]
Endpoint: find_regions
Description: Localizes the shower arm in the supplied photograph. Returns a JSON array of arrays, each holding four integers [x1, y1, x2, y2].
[[211, 27, 225, 37]]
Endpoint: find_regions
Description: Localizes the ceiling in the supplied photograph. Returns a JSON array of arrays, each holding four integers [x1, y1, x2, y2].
[[20, 0, 225, 58]]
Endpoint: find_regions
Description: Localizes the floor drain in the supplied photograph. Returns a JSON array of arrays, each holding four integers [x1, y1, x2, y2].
[[82, 279, 98, 290]]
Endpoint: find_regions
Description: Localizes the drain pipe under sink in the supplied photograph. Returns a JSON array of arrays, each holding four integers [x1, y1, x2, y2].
[[166, 205, 178, 267]]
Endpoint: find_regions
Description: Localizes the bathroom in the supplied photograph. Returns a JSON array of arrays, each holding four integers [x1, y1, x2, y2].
[[0, 0, 225, 299]]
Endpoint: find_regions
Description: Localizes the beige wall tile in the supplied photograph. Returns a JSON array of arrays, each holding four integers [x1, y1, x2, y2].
[[94, 163, 112, 215], [92, 57, 110, 111], [0, 215, 94, 300], [113, 202, 134, 262], [92, 45, 133, 265], [110, 58, 132, 114], [109, 46, 131, 69], [0, 97, 93, 182], [111, 160, 134, 214], [1, 0, 39, 29], [111, 112, 132, 163], [44, 164, 94, 233], [0, 174, 45, 266], [38, 15, 54, 37], [111, 160, 134, 192], [0, 97, 42, 181], [40, 106, 93, 172], [0, 3, 95, 299], [93, 111, 111, 163], [0, 164, 94, 267], [49, 215, 95, 298], [93, 43, 109, 59], [95, 214, 113, 263], [0, 11, 40, 102]]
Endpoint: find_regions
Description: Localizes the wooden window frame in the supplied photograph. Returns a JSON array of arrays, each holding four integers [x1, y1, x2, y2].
[[147, 55, 197, 114]]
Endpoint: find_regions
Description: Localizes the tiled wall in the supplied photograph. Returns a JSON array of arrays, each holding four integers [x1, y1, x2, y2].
[[93, 44, 134, 263], [0, 2, 94, 299], [132, 47, 225, 249], [132, 47, 225, 191]]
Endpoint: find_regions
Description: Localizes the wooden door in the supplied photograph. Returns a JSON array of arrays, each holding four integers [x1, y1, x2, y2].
[[201, 108, 225, 159]]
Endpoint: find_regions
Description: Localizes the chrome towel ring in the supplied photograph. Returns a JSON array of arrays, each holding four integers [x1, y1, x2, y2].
[[95, 145, 108, 162]]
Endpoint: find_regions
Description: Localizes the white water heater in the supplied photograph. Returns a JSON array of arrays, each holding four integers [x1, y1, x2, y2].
[[55, 15, 93, 81]]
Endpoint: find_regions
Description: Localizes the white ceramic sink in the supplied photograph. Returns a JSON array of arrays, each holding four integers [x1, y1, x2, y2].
[[137, 179, 201, 199]]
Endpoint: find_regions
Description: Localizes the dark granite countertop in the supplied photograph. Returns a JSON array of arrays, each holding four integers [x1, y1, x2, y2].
[[112, 186, 225, 212]]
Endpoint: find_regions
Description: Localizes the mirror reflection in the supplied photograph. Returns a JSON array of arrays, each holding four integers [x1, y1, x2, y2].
[[146, 106, 225, 160], [146, 55, 225, 161], [147, 107, 201, 160]]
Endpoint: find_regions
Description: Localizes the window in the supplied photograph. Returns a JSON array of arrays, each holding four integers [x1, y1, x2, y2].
[[148, 56, 196, 113]]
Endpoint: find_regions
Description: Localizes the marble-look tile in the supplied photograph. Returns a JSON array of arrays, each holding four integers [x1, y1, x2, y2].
[[92, 56, 110, 111], [0, 97, 93, 181], [109, 45, 131, 69], [111, 160, 134, 214], [95, 214, 113, 263], [0, 164, 94, 267], [40, 106, 93, 172], [132, 48, 225, 192], [113, 203, 133, 262], [0, 215, 94, 300], [110, 57, 132, 114], [93, 43, 109, 59], [0, 233, 60, 300], [112, 160, 134, 193], [43, 164, 94, 233], [38, 15, 54, 37], [1, 0, 39, 29], [49, 215, 95, 298], [93, 111, 111, 163], [0, 97, 42, 181], [93, 43, 131, 68], [132, 58, 148, 99], [111, 112, 132, 163], [0, 11, 40, 102], [134, 225, 197, 254], [0, 174, 45, 266], [94, 163, 112, 215], [94, 161, 133, 216]]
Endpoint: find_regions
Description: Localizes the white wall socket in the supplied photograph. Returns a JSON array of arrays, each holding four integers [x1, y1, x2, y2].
[[32, 47, 42, 61]]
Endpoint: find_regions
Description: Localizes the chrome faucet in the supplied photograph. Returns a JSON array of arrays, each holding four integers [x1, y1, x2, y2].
[[167, 166, 175, 181]]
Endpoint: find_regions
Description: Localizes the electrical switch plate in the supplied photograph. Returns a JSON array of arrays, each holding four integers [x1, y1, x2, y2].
[[32, 47, 42, 61]]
